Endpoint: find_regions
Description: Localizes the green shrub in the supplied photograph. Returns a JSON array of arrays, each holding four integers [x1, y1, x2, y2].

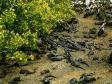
[[6, 51, 29, 64], [0, 0, 75, 64]]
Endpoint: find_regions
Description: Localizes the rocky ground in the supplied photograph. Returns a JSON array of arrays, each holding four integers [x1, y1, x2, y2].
[[0, 14, 112, 84]]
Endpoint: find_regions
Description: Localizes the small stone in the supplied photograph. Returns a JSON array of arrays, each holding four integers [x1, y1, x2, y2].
[[19, 69, 35, 75], [79, 73, 96, 83], [98, 28, 105, 36], [41, 70, 50, 75], [89, 28, 97, 34], [68, 78, 79, 84], [98, 23, 106, 36], [94, 45, 102, 50], [93, 57, 99, 61], [77, 41, 86, 47], [42, 78, 50, 84], [95, 21, 104, 25], [47, 53, 64, 61], [83, 34, 90, 38], [88, 51, 94, 56], [8, 77, 21, 84], [108, 52, 112, 64], [41, 74, 56, 84], [109, 43, 112, 47]]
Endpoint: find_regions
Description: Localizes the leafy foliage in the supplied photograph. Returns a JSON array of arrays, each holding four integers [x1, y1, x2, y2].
[[0, 0, 75, 64], [6, 51, 29, 64]]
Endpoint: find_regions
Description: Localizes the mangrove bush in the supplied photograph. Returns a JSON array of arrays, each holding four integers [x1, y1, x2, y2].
[[0, 0, 75, 64]]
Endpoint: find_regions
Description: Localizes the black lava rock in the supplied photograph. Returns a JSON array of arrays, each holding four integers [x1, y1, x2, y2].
[[64, 51, 84, 70], [95, 21, 104, 25], [67, 17, 79, 24], [42, 74, 56, 84], [68, 78, 79, 84], [89, 28, 97, 34], [98, 28, 105, 36], [8, 77, 21, 84], [59, 37, 84, 51], [88, 51, 94, 56], [41, 69, 50, 75], [77, 41, 86, 47], [109, 43, 112, 47], [43, 78, 50, 84], [108, 52, 112, 64], [47, 53, 64, 61], [79, 73, 96, 84], [19, 69, 35, 75]]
